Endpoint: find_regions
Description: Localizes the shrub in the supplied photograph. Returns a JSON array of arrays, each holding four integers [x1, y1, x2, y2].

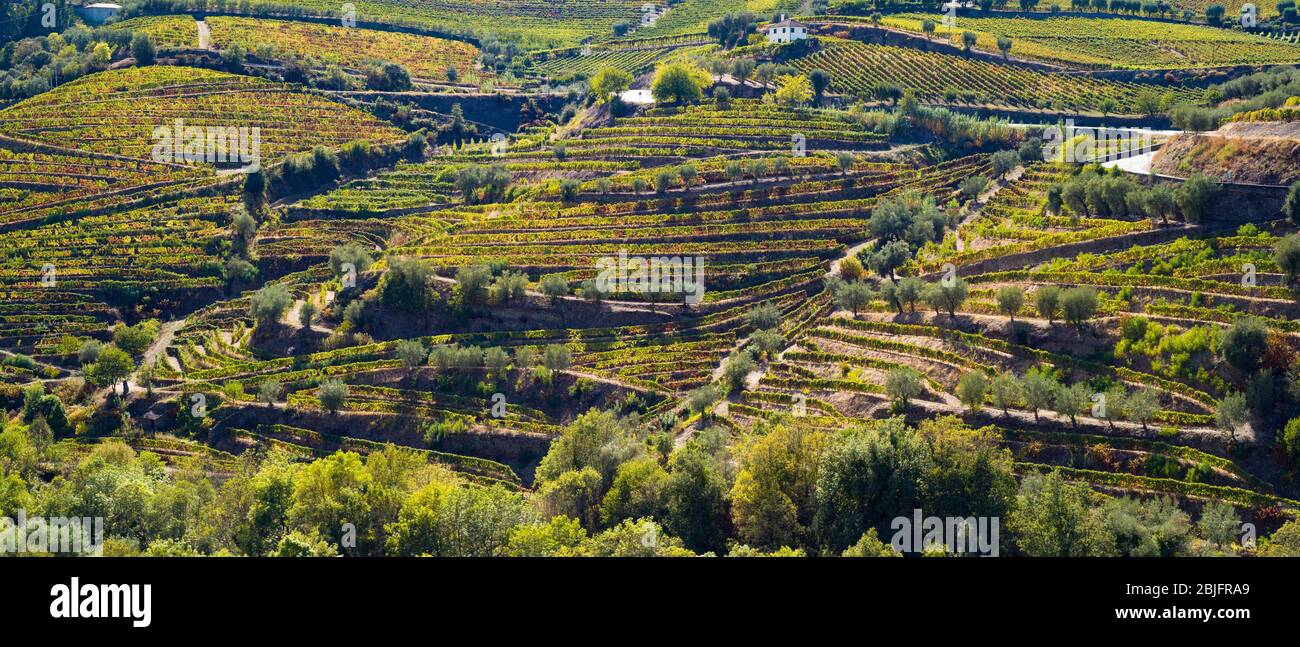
[[746, 303, 782, 331]]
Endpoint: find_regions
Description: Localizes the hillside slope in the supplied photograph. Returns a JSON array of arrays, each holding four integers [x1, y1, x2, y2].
[[1151, 121, 1300, 185]]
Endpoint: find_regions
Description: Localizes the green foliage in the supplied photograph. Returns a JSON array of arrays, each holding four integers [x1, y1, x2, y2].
[[651, 62, 709, 105], [1173, 174, 1220, 224], [1010, 471, 1114, 556], [591, 66, 632, 100], [317, 379, 349, 414], [814, 418, 932, 553], [1059, 286, 1099, 330], [249, 284, 293, 327], [956, 371, 988, 412]]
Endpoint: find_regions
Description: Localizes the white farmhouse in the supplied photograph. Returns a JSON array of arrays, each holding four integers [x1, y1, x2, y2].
[[79, 3, 123, 25], [764, 16, 808, 44]]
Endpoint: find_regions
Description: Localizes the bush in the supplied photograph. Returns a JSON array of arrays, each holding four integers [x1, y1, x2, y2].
[[1281, 417, 1300, 472], [746, 302, 782, 331], [366, 62, 412, 91]]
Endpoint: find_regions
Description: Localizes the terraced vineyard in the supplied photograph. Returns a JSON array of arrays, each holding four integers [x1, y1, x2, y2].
[[528, 45, 685, 80], [876, 14, 1300, 69], [4, 7, 1300, 569], [109, 15, 201, 48], [226, 0, 652, 48], [206, 16, 489, 83], [789, 38, 1202, 112], [0, 65, 406, 162]]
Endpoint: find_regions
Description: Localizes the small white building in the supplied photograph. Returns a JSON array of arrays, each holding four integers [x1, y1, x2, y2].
[[765, 16, 808, 44], [80, 3, 123, 25], [619, 89, 654, 106]]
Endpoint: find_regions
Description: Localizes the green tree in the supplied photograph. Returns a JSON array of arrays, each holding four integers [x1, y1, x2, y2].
[[538, 274, 570, 303], [1285, 181, 1300, 227], [1174, 174, 1220, 224], [833, 280, 874, 316], [1059, 286, 1099, 331], [995, 286, 1024, 322], [996, 36, 1012, 60], [956, 371, 989, 413], [297, 301, 317, 330], [730, 421, 827, 550], [1034, 285, 1062, 323], [535, 410, 639, 486], [455, 264, 492, 305], [809, 69, 831, 104], [1125, 388, 1158, 431], [1215, 392, 1249, 442], [1054, 382, 1091, 428], [651, 62, 709, 105], [257, 380, 283, 407], [395, 340, 428, 377], [773, 74, 813, 107], [924, 278, 969, 317], [534, 467, 603, 529], [318, 379, 348, 414], [884, 368, 925, 409], [1218, 317, 1268, 375], [601, 457, 669, 526], [814, 418, 932, 553], [989, 372, 1022, 414], [662, 439, 728, 553], [249, 284, 292, 328], [1103, 496, 1190, 557], [1021, 368, 1057, 421], [721, 350, 757, 393], [1272, 235, 1300, 285], [1009, 471, 1113, 556], [91, 345, 135, 396], [112, 321, 157, 357], [1198, 501, 1241, 549], [591, 67, 632, 100]]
